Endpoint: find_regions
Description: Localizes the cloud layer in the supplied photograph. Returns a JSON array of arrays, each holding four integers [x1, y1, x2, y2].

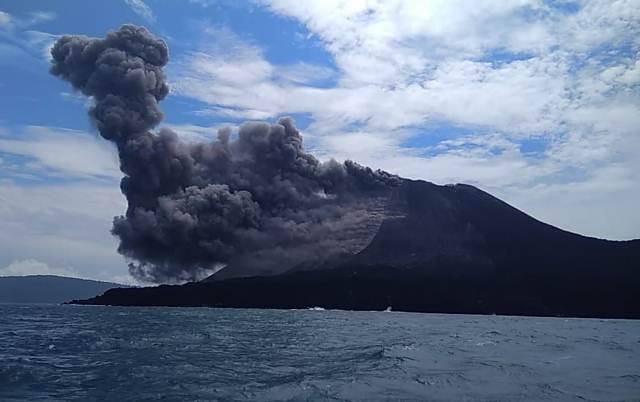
[[0, 259, 79, 278], [174, 0, 640, 239], [1, 1, 638, 285]]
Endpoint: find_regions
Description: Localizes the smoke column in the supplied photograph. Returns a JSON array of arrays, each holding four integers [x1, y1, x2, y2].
[[50, 25, 398, 282]]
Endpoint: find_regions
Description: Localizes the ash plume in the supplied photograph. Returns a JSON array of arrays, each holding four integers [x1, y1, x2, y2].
[[50, 25, 398, 283]]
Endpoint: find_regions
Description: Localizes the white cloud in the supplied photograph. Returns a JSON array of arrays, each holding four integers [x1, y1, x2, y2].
[[168, 0, 640, 239], [276, 62, 336, 84], [0, 10, 55, 31], [239, 0, 640, 238], [0, 258, 139, 285], [0, 259, 79, 278], [24, 30, 59, 62], [0, 11, 11, 27], [163, 123, 235, 142], [0, 179, 131, 282], [170, 25, 339, 120], [2, 0, 636, 289], [502, 164, 640, 240], [0, 10, 58, 67], [0, 126, 120, 180], [124, 0, 156, 23], [601, 60, 640, 86], [188, 0, 218, 7], [24, 11, 56, 27]]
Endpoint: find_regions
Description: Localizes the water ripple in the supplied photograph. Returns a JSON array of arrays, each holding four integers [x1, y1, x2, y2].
[[0, 305, 639, 401]]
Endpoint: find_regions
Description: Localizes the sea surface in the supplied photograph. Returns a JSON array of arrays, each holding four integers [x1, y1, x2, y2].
[[0, 304, 639, 401]]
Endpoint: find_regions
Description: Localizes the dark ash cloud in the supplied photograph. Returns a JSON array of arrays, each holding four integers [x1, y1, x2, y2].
[[50, 25, 399, 283]]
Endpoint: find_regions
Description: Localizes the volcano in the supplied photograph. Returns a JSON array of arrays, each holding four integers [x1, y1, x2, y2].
[[74, 178, 640, 318], [49, 25, 639, 318]]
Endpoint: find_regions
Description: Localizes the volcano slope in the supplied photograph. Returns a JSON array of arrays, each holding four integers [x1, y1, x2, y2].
[[75, 179, 640, 319]]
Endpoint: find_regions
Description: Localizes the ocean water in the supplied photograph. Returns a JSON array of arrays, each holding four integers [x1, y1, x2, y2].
[[0, 305, 639, 401]]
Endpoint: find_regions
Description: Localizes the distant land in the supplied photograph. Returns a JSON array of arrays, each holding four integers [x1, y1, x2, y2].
[[0, 275, 128, 304], [72, 179, 640, 319]]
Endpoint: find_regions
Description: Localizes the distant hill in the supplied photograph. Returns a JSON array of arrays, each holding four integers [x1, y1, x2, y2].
[[0, 275, 127, 304]]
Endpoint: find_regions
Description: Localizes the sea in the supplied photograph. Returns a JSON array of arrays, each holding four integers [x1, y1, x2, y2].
[[0, 304, 638, 401]]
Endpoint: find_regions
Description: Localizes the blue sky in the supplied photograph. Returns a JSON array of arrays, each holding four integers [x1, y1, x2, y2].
[[0, 0, 639, 282]]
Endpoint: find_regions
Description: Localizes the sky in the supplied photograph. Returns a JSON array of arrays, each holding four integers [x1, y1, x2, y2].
[[0, 0, 638, 283]]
